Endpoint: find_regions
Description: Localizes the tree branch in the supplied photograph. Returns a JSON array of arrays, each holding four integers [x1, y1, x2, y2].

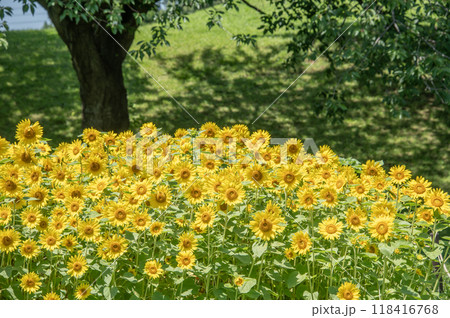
[[240, 0, 266, 15]]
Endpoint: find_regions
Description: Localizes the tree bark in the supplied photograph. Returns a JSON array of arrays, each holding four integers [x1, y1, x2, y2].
[[37, 1, 137, 132]]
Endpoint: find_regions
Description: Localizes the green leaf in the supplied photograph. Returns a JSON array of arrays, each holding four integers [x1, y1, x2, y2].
[[423, 246, 443, 260], [238, 278, 256, 294], [121, 272, 137, 283], [286, 270, 307, 288], [233, 252, 252, 265], [378, 242, 395, 257], [103, 286, 118, 300], [252, 242, 267, 258]]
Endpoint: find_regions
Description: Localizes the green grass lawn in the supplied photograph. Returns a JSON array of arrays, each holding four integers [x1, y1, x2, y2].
[[0, 4, 448, 190]]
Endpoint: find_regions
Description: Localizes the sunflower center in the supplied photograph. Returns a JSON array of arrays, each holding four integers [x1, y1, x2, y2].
[[26, 279, 35, 287], [182, 240, 192, 249], [226, 188, 238, 201], [28, 215, 36, 222], [284, 173, 295, 184], [88, 134, 96, 142], [350, 215, 360, 226], [304, 196, 313, 205], [149, 266, 157, 274], [56, 171, 65, 180], [325, 193, 335, 203], [180, 169, 191, 179], [31, 172, 39, 181], [34, 191, 44, 201], [201, 212, 211, 223], [326, 224, 337, 234], [111, 243, 121, 252], [376, 222, 388, 235], [70, 203, 80, 212], [71, 190, 82, 198], [288, 144, 299, 153], [368, 168, 377, 176], [21, 152, 32, 163], [252, 170, 263, 181], [39, 221, 48, 229], [24, 245, 33, 253], [344, 290, 353, 300], [84, 227, 94, 235], [395, 172, 404, 180], [137, 218, 146, 226], [182, 257, 191, 265], [65, 240, 73, 247], [422, 212, 431, 221], [263, 153, 272, 161], [46, 237, 56, 246], [24, 127, 36, 139], [298, 240, 306, 249], [90, 162, 101, 172], [431, 197, 443, 208], [219, 203, 228, 211], [2, 236, 12, 246], [205, 129, 215, 137], [155, 192, 167, 203], [5, 180, 17, 191], [115, 210, 126, 221], [356, 185, 365, 194], [152, 226, 160, 233], [259, 219, 273, 233], [414, 184, 426, 194], [73, 263, 82, 271], [136, 185, 147, 195]]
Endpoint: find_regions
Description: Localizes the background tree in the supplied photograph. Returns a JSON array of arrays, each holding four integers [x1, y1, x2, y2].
[[229, 0, 449, 119]]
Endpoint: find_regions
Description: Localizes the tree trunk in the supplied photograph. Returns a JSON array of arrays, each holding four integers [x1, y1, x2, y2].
[[37, 1, 137, 132]]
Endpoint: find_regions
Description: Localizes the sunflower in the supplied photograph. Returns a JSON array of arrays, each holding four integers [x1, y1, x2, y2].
[[316, 146, 338, 165], [291, 231, 312, 255], [371, 200, 396, 218], [21, 207, 42, 229], [40, 229, 61, 251], [351, 179, 371, 199], [144, 260, 164, 279], [107, 201, 131, 227], [194, 205, 216, 229], [26, 166, 42, 184], [67, 254, 88, 278], [82, 127, 101, 144], [337, 282, 360, 300], [20, 239, 40, 259], [200, 122, 220, 138], [150, 184, 172, 210], [277, 164, 301, 190], [75, 283, 91, 300], [408, 176, 431, 198], [87, 177, 109, 198], [130, 180, 152, 201], [245, 164, 269, 187], [365, 243, 379, 255], [284, 248, 296, 260], [319, 187, 338, 208], [389, 165, 411, 184], [345, 207, 367, 232], [62, 234, 78, 252], [178, 232, 198, 252], [0, 205, 11, 225], [13, 145, 35, 167], [221, 182, 245, 206], [418, 209, 434, 224], [296, 188, 317, 210], [318, 217, 343, 240], [362, 160, 383, 177], [68, 139, 84, 161], [173, 161, 195, 184], [1, 177, 21, 195], [43, 292, 61, 300], [49, 216, 67, 232], [426, 188, 449, 212], [101, 235, 129, 260], [250, 211, 285, 241], [36, 216, 49, 232], [132, 212, 150, 231], [66, 184, 85, 199], [149, 221, 165, 237], [176, 250, 196, 270], [65, 197, 84, 214], [16, 119, 43, 144], [78, 219, 101, 242], [184, 181, 208, 204], [372, 176, 390, 192], [234, 276, 245, 287], [83, 155, 106, 177], [20, 272, 42, 294], [26, 184, 49, 207], [369, 216, 394, 241], [0, 137, 9, 157], [0, 229, 21, 253]]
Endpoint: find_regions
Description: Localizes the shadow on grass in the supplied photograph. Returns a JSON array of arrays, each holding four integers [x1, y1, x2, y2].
[[0, 29, 448, 189]]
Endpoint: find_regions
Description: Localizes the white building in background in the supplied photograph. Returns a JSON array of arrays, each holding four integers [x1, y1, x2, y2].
[[2, 0, 169, 31]]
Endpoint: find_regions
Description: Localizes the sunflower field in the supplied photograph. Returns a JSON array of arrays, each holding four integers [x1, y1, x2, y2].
[[0, 119, 448, 300]]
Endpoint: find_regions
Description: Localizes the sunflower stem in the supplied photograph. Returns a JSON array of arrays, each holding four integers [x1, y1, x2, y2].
[[179, 271, 186, 299], [309, 209, 315, 290], [256, 254, 265, 292]]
